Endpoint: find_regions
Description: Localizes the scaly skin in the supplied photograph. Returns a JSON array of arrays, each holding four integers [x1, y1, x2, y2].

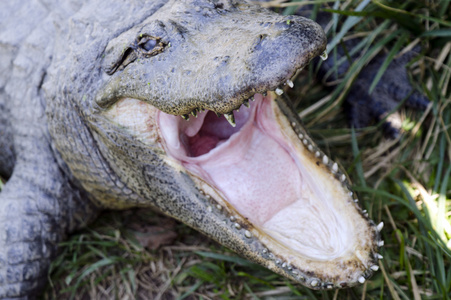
[[0, 1, 383, 298]]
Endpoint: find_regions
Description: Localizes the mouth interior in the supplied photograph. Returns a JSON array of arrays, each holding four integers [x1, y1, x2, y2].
[[159, 94, 353, 261]]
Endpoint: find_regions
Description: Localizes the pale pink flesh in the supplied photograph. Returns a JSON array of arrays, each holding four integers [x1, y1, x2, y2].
[[159, 94, 351, 260]]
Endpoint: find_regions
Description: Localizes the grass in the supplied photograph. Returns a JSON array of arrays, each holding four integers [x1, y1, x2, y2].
[[33, 0, 451, 299]]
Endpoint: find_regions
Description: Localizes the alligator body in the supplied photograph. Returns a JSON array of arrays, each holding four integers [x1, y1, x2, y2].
[[0, 1, 383, 297]]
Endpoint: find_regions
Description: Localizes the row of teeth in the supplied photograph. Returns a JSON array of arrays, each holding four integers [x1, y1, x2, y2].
[[200, 186, 384, 289], [180, 79, 295, 127], [287, 122, 386, 287]]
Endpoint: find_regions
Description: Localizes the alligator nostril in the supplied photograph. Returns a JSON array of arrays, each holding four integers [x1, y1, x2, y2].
[[253, 34, 267, 51]]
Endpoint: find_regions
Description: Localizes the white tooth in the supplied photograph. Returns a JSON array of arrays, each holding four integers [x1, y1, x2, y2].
[[378, 240, 384, 247], [224, 112, 236, 127], [340, 174, 346, 182], [370, 265, 379, 271], [332, 163, 338, 173], [275, 88, 283, 95], [308, 145, 313, 152], [320, 50, 328, 61], [286, 80, 294, 88], [376, 222, 384, 232], [358, 276, 365, 284], [322, 155, 329, 165], [377, 254, 383, 259], [315, 151, 320, 157], [310, 280, 318, 287]]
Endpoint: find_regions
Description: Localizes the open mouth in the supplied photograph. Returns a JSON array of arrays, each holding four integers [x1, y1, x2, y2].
[[160, 92, 356, 260], [104, 90, 383, 288]]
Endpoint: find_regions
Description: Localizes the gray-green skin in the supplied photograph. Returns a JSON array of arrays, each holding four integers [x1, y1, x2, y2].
[[0, 0, 329, 298]]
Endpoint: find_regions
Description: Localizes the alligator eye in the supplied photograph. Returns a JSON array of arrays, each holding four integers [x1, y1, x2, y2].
[[137, 36, 167, 57], [142, 39, 157, 51]]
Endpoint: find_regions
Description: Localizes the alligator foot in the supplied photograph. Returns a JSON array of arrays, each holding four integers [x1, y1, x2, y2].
[[342, 49, 430, 137], [0, 138, 98, 298]]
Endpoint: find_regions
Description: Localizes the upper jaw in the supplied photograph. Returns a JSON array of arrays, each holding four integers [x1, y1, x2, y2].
[[94, 11, 327, 116]]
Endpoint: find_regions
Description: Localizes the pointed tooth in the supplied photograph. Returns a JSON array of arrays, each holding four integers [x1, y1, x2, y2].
[[243, 100, 250, 108], [376, 254, 383, 259], [215, 112, 222, 117], [358, 276, 365, 284], [224, 112, 236, 127], [191, 109, 198, 117], [181, 114, 190, 121], [376, 222, 384, 232], [370, 265, 379, 271], [286, 79, 294, 88], [320, 50, 328, 61], [378, 240, 384, 247], [332, 162, 338, 173], [275, 88, 283, 95]]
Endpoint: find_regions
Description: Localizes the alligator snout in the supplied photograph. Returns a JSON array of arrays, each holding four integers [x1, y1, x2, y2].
[[95, 2, 326, 117]]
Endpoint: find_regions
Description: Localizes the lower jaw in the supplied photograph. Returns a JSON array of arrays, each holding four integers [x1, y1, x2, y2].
[[103, 91, 382, 288]]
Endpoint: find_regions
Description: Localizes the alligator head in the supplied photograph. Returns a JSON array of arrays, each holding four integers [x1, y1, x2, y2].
[[49, 0, 383, 289]]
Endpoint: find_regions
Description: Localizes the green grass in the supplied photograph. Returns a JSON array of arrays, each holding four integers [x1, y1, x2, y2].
[[38, 0, 451, 299]]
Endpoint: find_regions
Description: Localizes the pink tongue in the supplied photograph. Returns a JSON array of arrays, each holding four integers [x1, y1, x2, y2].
[[197, 124, 302, 225]]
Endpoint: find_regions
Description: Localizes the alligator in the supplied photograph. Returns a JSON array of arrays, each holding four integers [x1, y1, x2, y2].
[[0, 0, 386, 297]]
